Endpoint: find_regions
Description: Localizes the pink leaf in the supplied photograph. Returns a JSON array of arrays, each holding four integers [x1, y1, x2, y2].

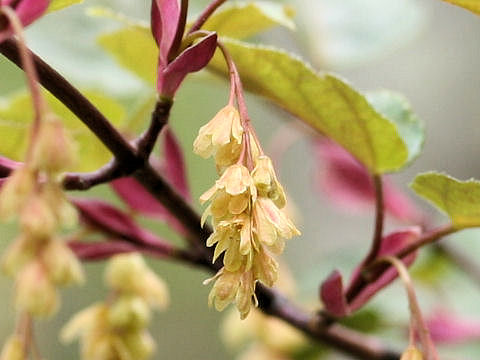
[[158, 32, 217, 96], [348, 227, 421, 312], [0, 0, 49, 43], [0, 155, 21, 177], [314, 139, 422, 223], [111, 177, 171, 218], [73, 198, 171, 248], [163, 126, 191, 200], [110, 127, 190, 235], [320, 270, 350, 317], [69, 240, 138, 261], [426, 309, 480, 344], [151, 0, 180, 66]]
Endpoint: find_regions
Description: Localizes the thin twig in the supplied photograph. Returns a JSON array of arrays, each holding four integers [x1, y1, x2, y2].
[[345, 174, 384, 303], [188, 0, 228, 34], [135, 98, 172, 160]]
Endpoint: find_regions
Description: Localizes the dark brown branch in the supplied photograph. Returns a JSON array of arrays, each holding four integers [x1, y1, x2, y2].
[[136, 98, 172, 160], [63, 159, 122, 190], [0, 36, 401, 360]]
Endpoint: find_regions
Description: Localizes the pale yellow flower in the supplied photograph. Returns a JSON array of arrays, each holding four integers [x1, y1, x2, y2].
[[207, 267, 256, 319], [193, 105, 243, 160], [253, 198, 300, 253], [252, 156, 286, 208], [200, 164, 257, 221]]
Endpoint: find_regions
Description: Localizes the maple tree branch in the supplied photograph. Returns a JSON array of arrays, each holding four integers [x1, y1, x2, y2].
[[0, 37, 401, 360]]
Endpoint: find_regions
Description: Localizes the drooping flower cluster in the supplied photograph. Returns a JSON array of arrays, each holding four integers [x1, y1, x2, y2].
[[61, 253, 169, 360], [194, 105, 300, 319], [0, 114, 83, 318]]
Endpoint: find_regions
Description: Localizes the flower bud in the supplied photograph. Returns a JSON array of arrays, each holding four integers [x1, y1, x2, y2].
[[193, 105, 243, 160], [105, 253, 148, 294], [122, 331, 155, 360], [0, 335, 26, 360], [43, 184, 78, 229], [252, 156, 286, 208], [61, 304, 106, 344], [208, 269, 241, 312], [108, 296, 151, 330], [105, 254, 169, 309], [0, 167, 34, 220], [140, 271, 169, 310], [19, 192, 57, 239], [1, 234, 42, 276], [30, 114, 76, 173], [400, 346, 423, 360], [15, 260, 58, 316], [42, 239, 84, 286]]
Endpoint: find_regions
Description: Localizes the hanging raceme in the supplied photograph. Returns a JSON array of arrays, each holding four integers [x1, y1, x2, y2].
[[194, 43, 300, 319]]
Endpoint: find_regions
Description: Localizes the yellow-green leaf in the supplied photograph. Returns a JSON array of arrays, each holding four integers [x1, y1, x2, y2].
[[367, 91, 424, 166], [441, 0, 480, 15], [411, 172, 480, 228], [201, 1, 295, 39], [98, 26, 158, 85], [0, 90, 126, 172], [48, 0, 83, 12], [208, 39, 408, 174]]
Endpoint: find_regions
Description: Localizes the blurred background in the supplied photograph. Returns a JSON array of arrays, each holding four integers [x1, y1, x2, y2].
[[1, 0, 480, 359]]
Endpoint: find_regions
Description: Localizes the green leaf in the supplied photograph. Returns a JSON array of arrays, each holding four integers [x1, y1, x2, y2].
[[411, 172, 480, 228], [367, 91, 424, 166], [48, 0, 83, 12], [201, 1, 295, 39], [0, 90, 126, 172], [208, 39, 408, 173], [441, 0, 480, 15], [97, 26, 158, 85]]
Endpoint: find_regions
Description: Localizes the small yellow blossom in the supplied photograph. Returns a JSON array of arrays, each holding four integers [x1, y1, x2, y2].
[[0, 335, 26, 360], [252, 156, 286, 208], [201, 164, 257, 221], [208, 267, 256, 319], [15, 260, 58, 316], [193, 105, 243, 161], [31, 113, 76, 173], [401, 346, 423, 360], [253, 198, 300, 253]]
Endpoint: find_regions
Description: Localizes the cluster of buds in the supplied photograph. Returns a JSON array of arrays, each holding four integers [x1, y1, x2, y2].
[[0, 113, 82, 318], [194, 104, 300, 319], [61, 253, 169, 360]]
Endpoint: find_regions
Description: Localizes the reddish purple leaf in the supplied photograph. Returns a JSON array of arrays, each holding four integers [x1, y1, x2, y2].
[[348, 227, 421, 312], [73, 198, 172, 248], [151, 0, 180, 66], [320, 270, 350, 317], [111, 177, 171, 217], [426, 309, 480, 344], [0, 0, 49, 43], [158, 32, 217, 96], [163, 126, 190, 200], [69, 240, 138, 261], [314, 139, 422, 223], [0, 155, 21, 177], [111, 127, 190, 234]]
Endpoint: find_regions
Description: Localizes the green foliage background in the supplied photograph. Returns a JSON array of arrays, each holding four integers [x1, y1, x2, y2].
[[1, 0, 480, 359]]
